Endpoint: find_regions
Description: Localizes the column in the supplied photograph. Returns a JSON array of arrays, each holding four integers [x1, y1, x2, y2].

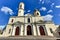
[[33, 25, 37, 36], [24, 25, 27, 36], [37, 26, 41, 36], [12, 26, 16, 36], [20, 25, 23, 36]]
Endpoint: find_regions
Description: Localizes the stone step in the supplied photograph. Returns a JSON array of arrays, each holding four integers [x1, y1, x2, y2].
[[0, 36, 60, 40]]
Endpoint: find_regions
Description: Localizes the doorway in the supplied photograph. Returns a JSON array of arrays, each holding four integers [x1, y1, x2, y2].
[[58, 32, 60, 35], [15, 27, 19, 36], [27, 25, 32, 35], [39, 26, 45, 35]]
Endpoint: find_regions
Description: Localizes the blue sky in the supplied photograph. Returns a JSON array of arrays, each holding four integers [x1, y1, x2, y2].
[[0, 0, 60, 29]]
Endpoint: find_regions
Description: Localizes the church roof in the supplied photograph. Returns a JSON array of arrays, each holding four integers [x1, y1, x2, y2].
[[25, 13, 32, 16]]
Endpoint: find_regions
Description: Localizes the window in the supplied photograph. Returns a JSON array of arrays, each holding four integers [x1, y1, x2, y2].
[[9, 29, 11, 33], [20, 5, 22, 9], [11, 19, 14, 23], [28, 18, 30, 23], [37, 13, 39, 15], [50, 28, 53, 33], [0, 30, 3, 34], [58, 32, 60, 35]]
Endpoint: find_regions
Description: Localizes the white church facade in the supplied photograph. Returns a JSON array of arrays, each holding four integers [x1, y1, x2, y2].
[[0, 2, 60, 37]]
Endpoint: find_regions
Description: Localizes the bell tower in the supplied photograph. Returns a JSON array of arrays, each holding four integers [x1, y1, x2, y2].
[[18, 2, 24, 16], [34, 9, 41, 16]]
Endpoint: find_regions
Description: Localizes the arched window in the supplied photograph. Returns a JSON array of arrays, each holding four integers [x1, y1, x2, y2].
[[37, 13, 39, 15], [11, 19, 14, 23], [50, 28, 53, 33], [9, 29, 11, 33], [20, 5, 22, 9], [28, 18, 30, 23]]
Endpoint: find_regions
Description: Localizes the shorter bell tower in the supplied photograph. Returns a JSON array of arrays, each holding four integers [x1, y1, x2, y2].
[[34, 9, 41, 16], [18, 2, 24, 16]]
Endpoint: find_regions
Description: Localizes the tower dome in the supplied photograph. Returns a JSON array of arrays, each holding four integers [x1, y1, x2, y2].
[[19, 2, 24, 9], [34, 9, 41, 16]]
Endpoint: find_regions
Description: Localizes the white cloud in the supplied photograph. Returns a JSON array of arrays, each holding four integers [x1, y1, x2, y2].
[[45, 0, 51, 4], [27, 10, 31, 12], [39, 0, 44, 4], [39, 0, 50, 4], [42, 1, 44, 4], [43, 14, 53, 21], [47, 10, 53, 13], [1, 6, 14, 15], [40, 7, 47, 11], [0, 25, 5, 30], [56, 25, 59, 27], [40, 0, 42, 2], [51, 3, 55, 7], [55, 5, 60, 8]]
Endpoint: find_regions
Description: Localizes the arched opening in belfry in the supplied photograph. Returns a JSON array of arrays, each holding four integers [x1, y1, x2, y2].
[[39, 26, 45, 35], [15, 27, 20, 36], [27, 25, 32, 35]]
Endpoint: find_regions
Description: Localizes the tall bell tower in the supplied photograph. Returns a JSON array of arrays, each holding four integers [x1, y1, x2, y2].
[[18, 2, 24, 16]]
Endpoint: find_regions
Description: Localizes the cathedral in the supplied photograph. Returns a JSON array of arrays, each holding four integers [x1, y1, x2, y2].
[[0, 2, 60, 38]]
